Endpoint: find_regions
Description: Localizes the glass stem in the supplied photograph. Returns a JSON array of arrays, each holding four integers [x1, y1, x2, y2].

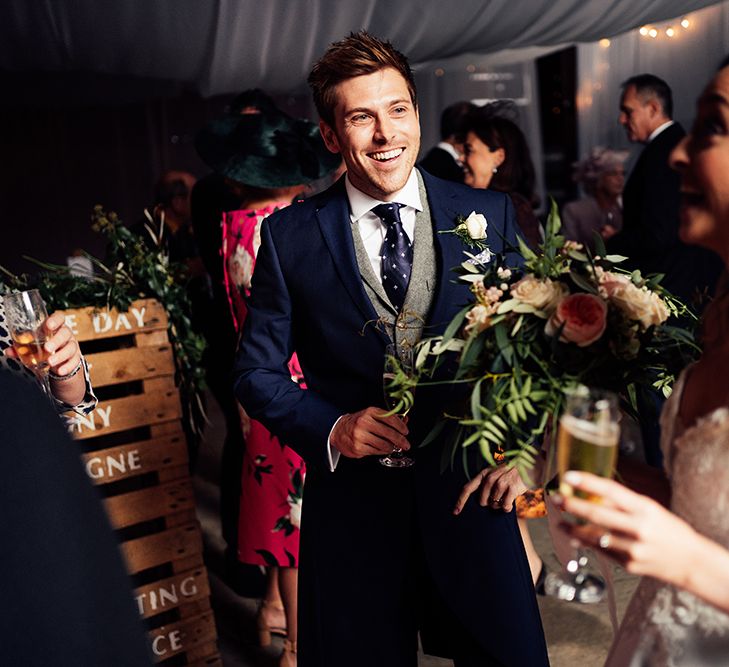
[[36, 371, 54, 403]]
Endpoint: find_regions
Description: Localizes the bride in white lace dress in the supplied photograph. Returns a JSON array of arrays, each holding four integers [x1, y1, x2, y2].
[[558, 58, 729, 666]]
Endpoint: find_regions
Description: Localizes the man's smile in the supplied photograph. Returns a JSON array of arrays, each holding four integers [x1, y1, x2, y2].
[[368, 147, 404, 162]]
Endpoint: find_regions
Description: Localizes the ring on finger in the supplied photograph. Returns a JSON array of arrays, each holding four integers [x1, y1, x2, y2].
[[598, 531, 612, 549], [492, 497, 503, 505]]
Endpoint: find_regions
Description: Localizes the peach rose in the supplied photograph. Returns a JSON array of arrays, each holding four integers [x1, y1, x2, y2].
[[510, 277, 568, 313], [545, 293, 607, 346], [464, 303, 496, 334]]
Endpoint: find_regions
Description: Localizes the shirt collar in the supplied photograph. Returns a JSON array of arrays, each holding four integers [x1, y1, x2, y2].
[[345, 168, 423, 221], [436, 141, 461, 161], [648, 120, 674, 143]]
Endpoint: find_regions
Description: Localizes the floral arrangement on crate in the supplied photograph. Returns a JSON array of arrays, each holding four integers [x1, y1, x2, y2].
[[0, 206, 207, 437], [400, 202, 698, 479]]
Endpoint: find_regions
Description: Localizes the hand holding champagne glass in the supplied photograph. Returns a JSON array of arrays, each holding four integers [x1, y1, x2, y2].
[[544, 385, 620, 603], [4, 290, 53, 397], [380, 342, 415, 468], [3, 290, 85, 404]]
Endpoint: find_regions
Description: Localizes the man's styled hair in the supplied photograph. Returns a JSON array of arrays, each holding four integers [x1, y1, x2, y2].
[[622, 74, 674, 119], [308, 31, 417, 127], [440, 101, 476, 141]]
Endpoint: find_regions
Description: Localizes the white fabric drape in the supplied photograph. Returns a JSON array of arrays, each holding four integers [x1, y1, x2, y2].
[[0, 0, 721, 97], [576, 1, 729, 166]]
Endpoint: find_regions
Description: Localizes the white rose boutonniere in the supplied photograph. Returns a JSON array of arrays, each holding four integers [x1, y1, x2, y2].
[[440, 211, 491, 260], [464, 211, 487, 240]]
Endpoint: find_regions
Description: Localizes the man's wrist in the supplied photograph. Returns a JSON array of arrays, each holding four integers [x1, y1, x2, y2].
[[49, 357, 84, 381]]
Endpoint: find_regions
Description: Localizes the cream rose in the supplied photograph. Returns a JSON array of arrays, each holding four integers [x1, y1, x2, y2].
[[464, 303, 495, 334], [463, 211, 487, 240], [596, 269, 632, 298], [510, 277, 568, 313], [609, 283, 669, 330], [545, 293, 607, 347]]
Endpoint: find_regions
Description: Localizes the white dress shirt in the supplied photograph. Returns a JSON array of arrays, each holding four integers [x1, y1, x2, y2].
[[345, 169, 423, 278], [327, 169, 424, 470], [647, 120, 674, 143]]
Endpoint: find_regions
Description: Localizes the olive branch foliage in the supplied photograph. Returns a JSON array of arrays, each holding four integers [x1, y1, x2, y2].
[[385, 201, 699, 482]]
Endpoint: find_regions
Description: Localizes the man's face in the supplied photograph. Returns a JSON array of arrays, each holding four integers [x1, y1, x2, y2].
[[319, 67, 420, 200], [619, 85, 658, 143]]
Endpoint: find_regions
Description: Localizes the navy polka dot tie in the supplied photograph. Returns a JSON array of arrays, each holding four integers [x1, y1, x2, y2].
[[373, 202, 412, 311]]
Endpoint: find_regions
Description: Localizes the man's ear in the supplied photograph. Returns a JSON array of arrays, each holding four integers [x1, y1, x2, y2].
[[647, 97, 662, 120], [319, 120, 340, 154]]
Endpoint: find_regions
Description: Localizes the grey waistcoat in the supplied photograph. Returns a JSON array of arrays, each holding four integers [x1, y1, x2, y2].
[[350, 170, 438, 351]]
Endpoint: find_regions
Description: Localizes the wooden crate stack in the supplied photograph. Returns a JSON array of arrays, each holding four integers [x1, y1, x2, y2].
[[61, 298, 221, 666]]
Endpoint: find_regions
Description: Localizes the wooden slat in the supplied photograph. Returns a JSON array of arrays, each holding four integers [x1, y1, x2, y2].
[[136, 329, 170, 347], [133, 567, 211, 619], [67, 377, 182, 440], [85, 345, 175, 387], [177, 598, 213, 619], [172, 554, 205, 575], [165, 509, 198, 528], [150, 421, 183, 437], [103, 480, 195, 529], [81, 432, 188, 484], [148, 612, 217, 663], [121, 523, 202, 574], [158, 465, 192, 484], [60, 299, 168, 342]]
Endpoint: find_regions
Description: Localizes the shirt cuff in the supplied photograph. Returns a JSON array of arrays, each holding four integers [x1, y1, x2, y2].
[[54, 357, 98, 418], [326, 414, 346, 472]]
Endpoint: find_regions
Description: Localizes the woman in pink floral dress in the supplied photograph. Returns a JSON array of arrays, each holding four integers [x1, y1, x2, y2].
[[197, 93, 340, 667]]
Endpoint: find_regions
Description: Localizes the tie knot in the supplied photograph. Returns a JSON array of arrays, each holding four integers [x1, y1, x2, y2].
[[372, 202, 404, 226]]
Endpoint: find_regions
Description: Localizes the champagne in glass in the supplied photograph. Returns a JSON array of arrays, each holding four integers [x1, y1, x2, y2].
[[3, 290, 54, 398], [12, 329, 51, 372], [544, 386, 620, 603], [380, 342, 415, 468], [557, 414, 619, 502]]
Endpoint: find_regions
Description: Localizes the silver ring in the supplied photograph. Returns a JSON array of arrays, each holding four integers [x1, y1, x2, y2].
[[392, 446, 401, 454], [598, 532, 612, 549], [493, 497, 503, 505]]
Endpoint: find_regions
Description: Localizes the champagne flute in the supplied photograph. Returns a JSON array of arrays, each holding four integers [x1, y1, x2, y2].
[[544, 386, 620, 603], [380, 342, 415, 468], [3, 289, 53, 398]]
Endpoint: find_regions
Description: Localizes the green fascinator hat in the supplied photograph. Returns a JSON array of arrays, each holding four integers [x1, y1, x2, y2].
[[195, 91, 341, 188]]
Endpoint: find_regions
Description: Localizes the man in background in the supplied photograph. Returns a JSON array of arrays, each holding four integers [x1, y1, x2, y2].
[[418, 100, 475, 182], [608, 74, 722, 308]]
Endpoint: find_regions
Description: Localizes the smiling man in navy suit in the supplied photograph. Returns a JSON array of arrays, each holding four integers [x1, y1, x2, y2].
[[234, 31, 549, 667]]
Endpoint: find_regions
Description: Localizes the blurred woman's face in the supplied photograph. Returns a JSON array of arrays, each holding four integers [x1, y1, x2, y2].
[[670, 66, 729, 262], [462, 131, 504, 189], [597, 166, 624, 199]]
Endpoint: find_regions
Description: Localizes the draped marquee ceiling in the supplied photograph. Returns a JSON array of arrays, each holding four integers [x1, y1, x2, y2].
[[1, 0, 720, 98]]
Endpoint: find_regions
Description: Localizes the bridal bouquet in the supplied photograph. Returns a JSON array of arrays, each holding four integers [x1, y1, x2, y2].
[[405, 202, 698, 477]]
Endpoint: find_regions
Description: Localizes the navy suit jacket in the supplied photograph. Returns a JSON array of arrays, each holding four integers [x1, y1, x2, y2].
[[608, 123, 722, 305], [233, 170, 548, 666]]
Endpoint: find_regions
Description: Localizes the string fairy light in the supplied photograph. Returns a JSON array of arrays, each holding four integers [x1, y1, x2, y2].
[[638, 15, 692, 41]]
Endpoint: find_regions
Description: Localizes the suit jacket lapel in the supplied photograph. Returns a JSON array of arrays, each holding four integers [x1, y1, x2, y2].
[[420, 170, 470, 333], [315, 179, 381, 324]]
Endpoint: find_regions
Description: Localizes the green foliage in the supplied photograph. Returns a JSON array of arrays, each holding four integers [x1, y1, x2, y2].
[[0, 205, 208, 436], [405, 200, 699, 480]]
